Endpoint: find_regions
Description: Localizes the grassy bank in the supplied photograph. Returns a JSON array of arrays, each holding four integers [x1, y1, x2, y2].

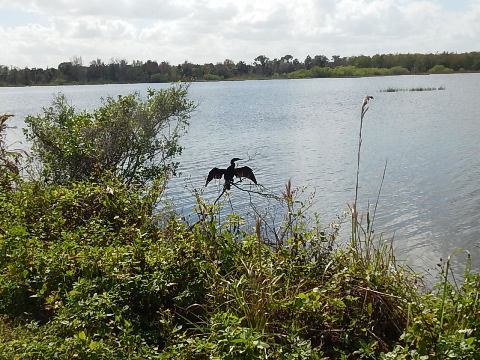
[[1, 91, 479, 359], [0, 179, 478, 359]]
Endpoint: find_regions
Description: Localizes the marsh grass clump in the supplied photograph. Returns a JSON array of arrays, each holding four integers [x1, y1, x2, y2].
[[380, 86, 446, 92]]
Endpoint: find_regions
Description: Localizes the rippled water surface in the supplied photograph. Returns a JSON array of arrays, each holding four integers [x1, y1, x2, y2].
[[2, 74, 480, 274]]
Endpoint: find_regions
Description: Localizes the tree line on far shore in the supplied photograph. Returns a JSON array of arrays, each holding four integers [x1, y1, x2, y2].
[[1, 51, 479, 86]]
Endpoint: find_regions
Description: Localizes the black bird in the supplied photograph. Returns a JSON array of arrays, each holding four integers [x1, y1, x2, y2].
[[205, 158, 257, 190]]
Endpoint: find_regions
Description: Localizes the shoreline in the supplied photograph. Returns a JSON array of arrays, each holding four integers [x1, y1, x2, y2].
[[1, 70, 477, 88]]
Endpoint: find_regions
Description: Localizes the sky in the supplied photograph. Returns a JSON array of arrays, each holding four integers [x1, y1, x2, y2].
[[1, 0, 479, 68]]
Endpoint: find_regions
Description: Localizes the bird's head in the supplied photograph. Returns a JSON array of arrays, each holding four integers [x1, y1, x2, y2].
[[230, 157, 242, 164]]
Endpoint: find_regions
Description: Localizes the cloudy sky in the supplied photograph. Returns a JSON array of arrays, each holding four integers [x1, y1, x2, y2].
[[1, 0, 479, 68]]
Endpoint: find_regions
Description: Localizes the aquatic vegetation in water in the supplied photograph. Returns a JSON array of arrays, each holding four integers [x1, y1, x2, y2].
[[380, 86, 446, 92]]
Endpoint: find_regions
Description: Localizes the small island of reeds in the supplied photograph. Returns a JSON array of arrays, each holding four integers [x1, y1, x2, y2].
[[381, 86, 446, 92]]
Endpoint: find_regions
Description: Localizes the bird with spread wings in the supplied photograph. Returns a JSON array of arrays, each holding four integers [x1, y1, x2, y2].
[[205, 158, 257, 190]]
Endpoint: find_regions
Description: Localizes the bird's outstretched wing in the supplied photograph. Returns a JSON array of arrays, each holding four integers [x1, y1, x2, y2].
[[205, 167, 225, 186], [234, 166, 257, 184]]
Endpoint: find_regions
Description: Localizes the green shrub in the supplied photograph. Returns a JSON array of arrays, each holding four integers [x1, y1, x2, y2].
[[288, 65, 410, 79], [287, 69, 310, 79], [203, 73, 223, 81], [428, 65, 454, 74], [383, 258, 480, 359], [150, 73, 170, 83], [24, 84, 195, 186], [0, 178, 213, 357], [0, 114, 21, 191], [310, 66, 333, 77], [389, 66, 410, 75]]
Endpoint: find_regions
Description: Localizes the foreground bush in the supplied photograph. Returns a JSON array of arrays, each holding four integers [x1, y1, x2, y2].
[[2, 176, 478, 359], [24, 84, 195, 186]]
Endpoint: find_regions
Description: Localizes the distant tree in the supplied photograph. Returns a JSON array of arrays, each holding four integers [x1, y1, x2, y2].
[[350, 55, 372, 68], [202, 63, 216, 76], [281, 54, 293, 63], [143, 60, 159, 75], [58, 62, 74, 81], [254, 55, 270, 75], [214, 62, 229, 78], [71, 56, 83, 66], [278, 55, 294, 73], [107, 62, 119, 82], [58, 60, 86, 82], [254, 55, 268, 68], [331, 55, 346, 67], [158, 61, 171, 76], [235, 61, 249, 75], [371, 54, 385, 68], [292, 58, 301, 70], [150, 73, 169, 83], [313, 55, 329, 67], [304, 55, 313, 70], [87, 59, 105, 81], [180, 61, 194, 79]]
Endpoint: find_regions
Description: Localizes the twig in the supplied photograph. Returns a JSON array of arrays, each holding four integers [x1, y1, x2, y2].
[[356, 286, 406, 301], [368, 159, 388, 239], [231, 182, 281, 201], [213, 188, 226, 205]]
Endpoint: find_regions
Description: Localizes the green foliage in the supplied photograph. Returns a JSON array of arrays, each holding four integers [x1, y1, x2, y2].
[[288, 66, 409, 79], [150, 73, 170, 83], [0, 114, 21, 190], [0, 176, 420, 358], [428, 64, 454, 74], [203, 73, 224, 81], [24, 84, 195, 186], [2, 51, 478, 87], [383, 258, 480, 360], [0, 178, 212, 358], [389, 66, 410, 75], [1, 175, 479, 359]]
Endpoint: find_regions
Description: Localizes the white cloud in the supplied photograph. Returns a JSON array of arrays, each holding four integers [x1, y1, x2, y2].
[[0, 0, 479, 68], [1, 0, 190, 20]]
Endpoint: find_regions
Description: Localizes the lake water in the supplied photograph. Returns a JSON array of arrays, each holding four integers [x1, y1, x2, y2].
[[1, 74, 479, 277]]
